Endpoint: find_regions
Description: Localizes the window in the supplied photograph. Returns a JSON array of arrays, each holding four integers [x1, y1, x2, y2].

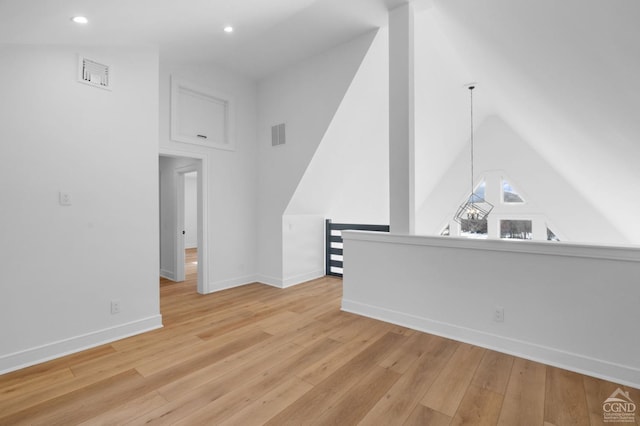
[[547, 227, 560, 241], [470, 181, 486, 202], [445, 174, 562, 241], [461, 217, 488, 238], [502, 180, 524, 203], [500, 220, 532, 240]]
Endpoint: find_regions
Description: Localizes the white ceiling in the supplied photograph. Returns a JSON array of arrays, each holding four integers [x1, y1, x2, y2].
[[0, 0, 409, 79]]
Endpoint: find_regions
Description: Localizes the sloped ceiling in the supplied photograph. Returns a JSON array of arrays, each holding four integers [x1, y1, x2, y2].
[[418, 0, 640, 242]]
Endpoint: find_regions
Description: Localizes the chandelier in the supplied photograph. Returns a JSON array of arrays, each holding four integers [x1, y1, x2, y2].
[[454, 84, 493, 225]]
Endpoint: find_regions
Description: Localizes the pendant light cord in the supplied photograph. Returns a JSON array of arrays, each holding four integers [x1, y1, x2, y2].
[[469, 85, 475, 203]]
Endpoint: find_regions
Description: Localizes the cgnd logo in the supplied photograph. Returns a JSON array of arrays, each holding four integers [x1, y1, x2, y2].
[[603, 388, 636, 423]]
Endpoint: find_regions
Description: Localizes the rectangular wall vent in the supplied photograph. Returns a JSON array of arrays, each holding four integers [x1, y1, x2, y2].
[[78, 56, 111, 90], [271, 123, 286, 146]]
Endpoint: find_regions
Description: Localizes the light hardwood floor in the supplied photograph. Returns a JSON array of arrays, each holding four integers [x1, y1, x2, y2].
[[1, 249, 638, 425]]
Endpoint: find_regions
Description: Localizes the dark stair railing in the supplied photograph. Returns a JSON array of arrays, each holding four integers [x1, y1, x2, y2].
[[325, 219, 389, 277]]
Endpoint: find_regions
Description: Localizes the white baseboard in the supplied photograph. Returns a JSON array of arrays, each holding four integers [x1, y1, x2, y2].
[[206, 274, 260, 293], [159, 269, 175, 281], [256, 274, 284, 288], [282, 270, 325, 288], [0, 315, 163, 375], [256, 270, 326, 289], [342, 299, 640, 389]]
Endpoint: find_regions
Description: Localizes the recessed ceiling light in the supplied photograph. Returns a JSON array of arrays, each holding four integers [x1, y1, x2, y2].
[[223, 26, 233, 33], [71, 16, 89, 24]]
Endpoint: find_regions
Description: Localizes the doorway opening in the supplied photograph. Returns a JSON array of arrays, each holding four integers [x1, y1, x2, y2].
[[159, 152, 208, 294], [182, 171, 199, 282]]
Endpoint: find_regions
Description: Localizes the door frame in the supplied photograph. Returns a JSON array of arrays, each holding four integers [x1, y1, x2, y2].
[[159, 148, 209, 294]]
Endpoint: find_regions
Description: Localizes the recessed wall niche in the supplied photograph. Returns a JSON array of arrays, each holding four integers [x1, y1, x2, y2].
[[170, 76, 235, 150]]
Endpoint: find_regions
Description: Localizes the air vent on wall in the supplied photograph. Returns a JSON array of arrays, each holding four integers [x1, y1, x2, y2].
[[78, 56, 111, 90], [271, 123, 286, 146]]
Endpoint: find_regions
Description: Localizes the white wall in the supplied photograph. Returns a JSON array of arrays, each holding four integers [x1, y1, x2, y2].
[[184, 172, 198, 249], [0, 44, 161, 373], [257, 30, 378, 286], [342, 231, 640, 388], [281, 214, 325, 287], [159, 60, 259, 292], [413, 8, 488, 208]]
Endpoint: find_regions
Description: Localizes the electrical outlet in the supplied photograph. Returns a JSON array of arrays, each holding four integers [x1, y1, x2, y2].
[[111, 300, 121, 314], [494, 306, 504, 322]]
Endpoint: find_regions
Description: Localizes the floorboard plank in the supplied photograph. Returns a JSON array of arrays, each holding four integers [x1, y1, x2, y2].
[[264, 332, 406, 425], [471, 350, 515, 395], [544, 366, 591, 426], [421, 342, 486, 417], [172, 338, 345, 425], [450, 384, 504, 426], [2, 369, 145, 426], [497, 357, 546, 426], [359, 334, 458, 426], [219, 376, 314, 426], [403, 404, 452, 426], [78, 391, 168, 426], [309, 365, 401, 425]]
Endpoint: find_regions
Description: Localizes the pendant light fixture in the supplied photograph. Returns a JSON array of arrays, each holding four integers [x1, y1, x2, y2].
[[454, 84, 493, 225]]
